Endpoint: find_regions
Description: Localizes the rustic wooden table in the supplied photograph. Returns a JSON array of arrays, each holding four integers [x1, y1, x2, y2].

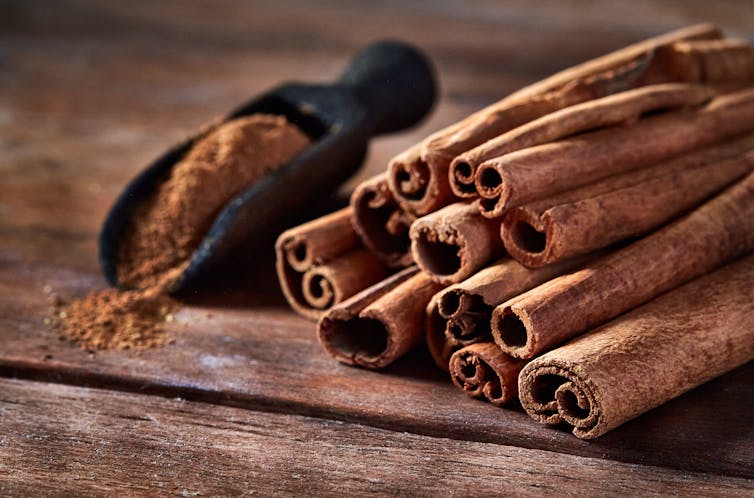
[[2, 1, 753, 495]]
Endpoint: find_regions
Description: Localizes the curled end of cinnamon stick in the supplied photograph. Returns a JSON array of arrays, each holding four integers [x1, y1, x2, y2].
[[319, 313, 392, 368], [301, 267, 338, 310], [448, 155, 480, 198], [410, 203, 504, 284], [351, 173, 415, 268], [518, 361, 603, 439], [449, 342, 525, 407], [318, 268, 434, 370], [275, 208, 384, 320], [410, 225, 464, 284], [491, 305, 537, 359], [501, 209, 553, 267], [475, 162, 509, 218], [387, 145, 453, 216], [438, 289, 491, 346]]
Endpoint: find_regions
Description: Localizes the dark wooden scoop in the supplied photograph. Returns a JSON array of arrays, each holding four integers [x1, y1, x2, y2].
[[99, 40, 436, 292]]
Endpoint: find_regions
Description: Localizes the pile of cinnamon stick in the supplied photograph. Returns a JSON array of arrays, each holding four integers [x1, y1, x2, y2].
[[276, 23, 754, 439]]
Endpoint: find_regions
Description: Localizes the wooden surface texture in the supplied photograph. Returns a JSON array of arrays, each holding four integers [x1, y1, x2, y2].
[[1, 0, 753, 494]]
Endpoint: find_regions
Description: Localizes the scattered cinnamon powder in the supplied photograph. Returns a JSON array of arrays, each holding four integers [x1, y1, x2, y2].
[[54, 289, 178, 351], [55, 113, 311, 351]]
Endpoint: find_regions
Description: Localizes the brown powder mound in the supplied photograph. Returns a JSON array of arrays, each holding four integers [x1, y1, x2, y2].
[[117, 113, 311, 290], [55, 113, 310, 351], [55, 288, 178, 351]]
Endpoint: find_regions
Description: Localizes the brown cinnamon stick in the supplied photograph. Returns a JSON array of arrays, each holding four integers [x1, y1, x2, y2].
[[300, 249, 389, 311], [425, 293, 456, 371], [276, 207, 386, 320], [409, 202, 504, 284], [491, 167, 754, 359], [425, 256, 591, 371], [451, 83, 714, 200], [350, 173, 416, 268], [518, 253, 754, 439], [318, 269, 444, 369], [387, 23, 722, 214], [475, 87, 754, 216], [501, 135, 754, 267], [641, 38, 754, 86], [449, 342, 527, 407]]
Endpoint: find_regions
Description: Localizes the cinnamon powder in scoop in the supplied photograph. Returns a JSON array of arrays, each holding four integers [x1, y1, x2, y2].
[[117, 113, 311, 290], [57, 114, 310, 351]]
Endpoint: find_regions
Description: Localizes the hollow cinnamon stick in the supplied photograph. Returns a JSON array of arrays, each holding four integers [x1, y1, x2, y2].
[[300, 249, 389, 312], [388, 23, 722, 214], [492, 167, 754, 360], [318, 269, 444, 369], [350, 173, 416, 268], [276, 207, 385, 320], [475, 87, 754, 216], [425, 256, 591, 370], [449, 342, 527, 407], [409, 202, 504, 284], [501, 135, 754, 267], [451, 83, 714, 200], [518, 253, 754, 439]]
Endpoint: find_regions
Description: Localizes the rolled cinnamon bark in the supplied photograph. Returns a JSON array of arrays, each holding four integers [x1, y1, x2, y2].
[[409, 202, 504, 284], [388, 23, 721, 214], [318, 269, 444, 369], [643, 38, 754, 86], [425, 293, 456, 371], [492, 167, 754, 360], [350, 173, 416, 268], [449, 342, 527, 407], [425, 256, 591, 370], [301, 249, 389, 311], [276, 207, 386, 320], [518, 253, 754, 439], [475, 87, 754, 216], [501, 135, 754, 267], [451, 83, 714, 200]]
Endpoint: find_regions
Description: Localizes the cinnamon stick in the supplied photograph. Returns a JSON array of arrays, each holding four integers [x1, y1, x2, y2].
[[425, 256, 591, 371], [350, 173, 416, 268], [409, 202, 504, 284], [475, 87, 754, 216], [449, 342, 527, 407], [318, 269, 444, 369], [388, 23, 722, 214], [300, 249, 389, 311], [276, 207, 385, 320], [451, 83, 714, 201], [501, 135, 754, 267], [641, 38, 754, 86], [425, 293, 455, 371], [518, 253, 754, 439], [491, 167, 754, 360]]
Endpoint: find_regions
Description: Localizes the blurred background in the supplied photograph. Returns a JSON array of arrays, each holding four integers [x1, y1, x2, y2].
[[1, 0, 752, 272]]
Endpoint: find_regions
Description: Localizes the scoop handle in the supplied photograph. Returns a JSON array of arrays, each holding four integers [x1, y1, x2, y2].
[[337, 40, 436, 135]]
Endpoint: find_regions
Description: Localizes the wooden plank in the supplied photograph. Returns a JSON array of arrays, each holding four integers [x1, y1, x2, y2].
[[1, 0, 754, 485], [2, 256, 753, 480], [1, 377, 752, 497]]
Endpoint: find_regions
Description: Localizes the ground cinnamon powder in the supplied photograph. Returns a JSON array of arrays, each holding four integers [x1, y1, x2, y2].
[[57, 114, 311, 351]]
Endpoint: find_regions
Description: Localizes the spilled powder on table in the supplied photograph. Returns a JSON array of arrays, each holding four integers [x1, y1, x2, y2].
[[54, 114, 311, 351]]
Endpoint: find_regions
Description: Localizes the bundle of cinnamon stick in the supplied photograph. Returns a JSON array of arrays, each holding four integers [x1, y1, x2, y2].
[[276, 24, 754, 438]]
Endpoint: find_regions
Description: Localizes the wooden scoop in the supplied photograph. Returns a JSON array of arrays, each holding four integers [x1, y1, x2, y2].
[[99, 41, 436, 292]]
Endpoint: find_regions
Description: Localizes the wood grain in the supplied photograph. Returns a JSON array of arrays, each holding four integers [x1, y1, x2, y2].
[[2, 255, 753, 479], [1, 0, 753, 490], [2, 378, 752, 497]]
